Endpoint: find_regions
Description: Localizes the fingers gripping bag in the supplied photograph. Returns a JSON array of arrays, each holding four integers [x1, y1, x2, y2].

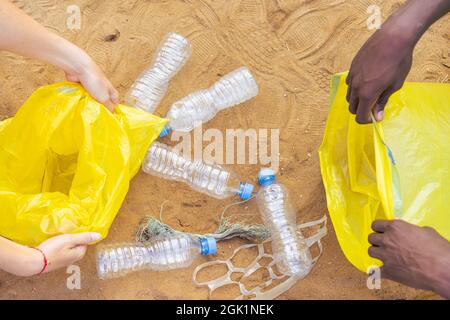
[[319, 73, 450, 272], [0, 82, 167, 246]]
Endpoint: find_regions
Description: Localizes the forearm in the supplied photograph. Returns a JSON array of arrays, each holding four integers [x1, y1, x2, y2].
[[383, 0, 450, 45], [0, 0, 90, 73], [0, 235, 41, 277]]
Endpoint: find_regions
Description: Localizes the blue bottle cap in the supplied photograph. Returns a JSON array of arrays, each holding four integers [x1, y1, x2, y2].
[[238, 182, 254, 200], [258, 168, 276, 186], [199, 237, 217, 255], [159, 124, 171, 138]]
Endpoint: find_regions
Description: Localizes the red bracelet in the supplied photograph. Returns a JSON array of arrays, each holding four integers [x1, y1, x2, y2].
[[30, 247, 49, 275]]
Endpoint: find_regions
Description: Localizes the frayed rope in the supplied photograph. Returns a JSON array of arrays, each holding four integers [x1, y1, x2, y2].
[[136, 198, 270, 243]]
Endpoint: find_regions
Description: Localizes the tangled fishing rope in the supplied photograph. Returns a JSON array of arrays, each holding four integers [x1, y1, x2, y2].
[[136, 198, 270, 243]]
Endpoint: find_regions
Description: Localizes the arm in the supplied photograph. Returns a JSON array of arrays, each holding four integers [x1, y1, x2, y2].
[[0, 0, 118, 110], [0, 236, 41, 276], [346, 0, 450, 124], [0, 232, 101, 277]]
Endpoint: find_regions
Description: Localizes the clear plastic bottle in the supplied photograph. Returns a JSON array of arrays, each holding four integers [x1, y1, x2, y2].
[[159, 67, 258, 137], [142, 142, 254, 200], [96, 235, 216, 279], [256, 168, 312, 277], [125, 32, 192, 113]]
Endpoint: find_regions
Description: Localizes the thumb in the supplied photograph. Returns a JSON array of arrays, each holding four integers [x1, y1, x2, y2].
[[373, 88, 393, 121], [65, 71, 79, 83], [69, 232, 102, 246], [109, 87, 119, 106]]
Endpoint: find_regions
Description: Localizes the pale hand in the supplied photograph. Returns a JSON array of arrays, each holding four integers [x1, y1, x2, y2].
[[24, 232, 102, 276]]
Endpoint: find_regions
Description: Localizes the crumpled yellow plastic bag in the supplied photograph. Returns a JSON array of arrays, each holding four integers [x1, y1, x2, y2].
[[0, 82, 167, 246], [319, 73, 450, 272]]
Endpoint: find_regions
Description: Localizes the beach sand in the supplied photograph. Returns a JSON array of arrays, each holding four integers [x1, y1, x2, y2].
[[0, 0, 448, 299]]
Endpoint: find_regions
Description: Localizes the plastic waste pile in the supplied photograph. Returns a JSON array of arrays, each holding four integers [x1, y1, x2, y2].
[[96, 32, 326, 300], [193, 215, 327, 300]]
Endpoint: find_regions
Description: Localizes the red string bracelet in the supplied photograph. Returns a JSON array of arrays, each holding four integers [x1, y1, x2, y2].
[[29, 247, 48, 275]]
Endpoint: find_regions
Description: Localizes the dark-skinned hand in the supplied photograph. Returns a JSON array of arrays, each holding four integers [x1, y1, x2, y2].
[[369, 219, 450, 299], [346, 0, 450, 123], [346, 26, 414, 124]]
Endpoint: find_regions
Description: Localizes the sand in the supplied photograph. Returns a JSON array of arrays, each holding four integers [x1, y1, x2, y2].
[[0, 0, 448, 299]]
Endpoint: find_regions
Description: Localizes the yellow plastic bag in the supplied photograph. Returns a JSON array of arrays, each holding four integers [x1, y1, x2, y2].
[[0, 82, 167, 246], [319, 73, 450, 272]]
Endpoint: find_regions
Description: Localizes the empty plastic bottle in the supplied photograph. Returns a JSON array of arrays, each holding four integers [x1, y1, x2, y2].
[[125, 32, 191, 113], [256, 168, 312, 277], [142, 142, 253, 200], [159, 67, 258, 137], [96, 235, 216, 279]]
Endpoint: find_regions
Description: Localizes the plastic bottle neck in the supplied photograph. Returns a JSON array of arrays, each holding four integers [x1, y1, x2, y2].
[[159, 124, 171, 138], [199, 237, 217, 255], [237, 182, 254, 200], [259, 175, 276, 187]]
